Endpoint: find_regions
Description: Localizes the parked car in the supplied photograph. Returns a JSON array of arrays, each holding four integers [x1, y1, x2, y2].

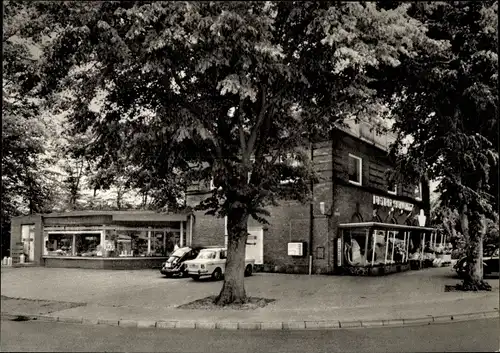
[[160, 247, 204, 277], [184, 247, 255, 281], [454, 246, 499, 278]]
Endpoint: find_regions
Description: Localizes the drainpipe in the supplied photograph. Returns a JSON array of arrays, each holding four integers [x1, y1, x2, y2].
[[309, 141, 314, 275]]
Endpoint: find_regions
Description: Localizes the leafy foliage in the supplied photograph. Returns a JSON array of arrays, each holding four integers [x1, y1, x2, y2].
[[21, 1, 442, 220], [376, 1, 498, 285], [6, 1, 447, 303]]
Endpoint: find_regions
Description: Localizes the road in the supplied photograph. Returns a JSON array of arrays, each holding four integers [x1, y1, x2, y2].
[[1, 318, 498, 352]]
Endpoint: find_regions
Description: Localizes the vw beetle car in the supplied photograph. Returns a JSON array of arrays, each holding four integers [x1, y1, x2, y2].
[[160, 247, 204, 277]]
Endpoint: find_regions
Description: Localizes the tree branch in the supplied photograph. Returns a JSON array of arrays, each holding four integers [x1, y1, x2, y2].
[[245, 84, 268, 161], [182, 102, 225, 165], [236, 99, 247, 155]]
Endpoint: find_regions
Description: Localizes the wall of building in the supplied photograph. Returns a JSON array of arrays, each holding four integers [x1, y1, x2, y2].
[[43, 257, 167, 269]]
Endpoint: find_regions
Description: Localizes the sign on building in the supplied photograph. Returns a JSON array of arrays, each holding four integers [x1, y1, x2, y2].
[[372, 195, 414, 212]]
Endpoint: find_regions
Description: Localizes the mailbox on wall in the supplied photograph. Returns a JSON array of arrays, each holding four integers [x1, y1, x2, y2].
[[288, 242, 306, 257]]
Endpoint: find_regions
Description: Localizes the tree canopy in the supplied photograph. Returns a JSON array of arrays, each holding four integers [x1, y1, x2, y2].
[[6, 1, 449, 303], [377, 1, 498, 289]]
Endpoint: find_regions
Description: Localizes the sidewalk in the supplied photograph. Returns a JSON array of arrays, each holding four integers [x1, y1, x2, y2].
[[1, 266, 498, 330]]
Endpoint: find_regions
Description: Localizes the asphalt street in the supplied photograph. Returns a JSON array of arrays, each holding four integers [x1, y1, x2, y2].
[[1, 318, 498, 352]]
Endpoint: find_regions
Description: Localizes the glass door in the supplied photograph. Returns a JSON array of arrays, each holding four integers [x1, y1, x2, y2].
[[21, 225, 35, 262]]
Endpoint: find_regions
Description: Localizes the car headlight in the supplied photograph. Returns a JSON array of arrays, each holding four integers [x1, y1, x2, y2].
[[200, 264, 205, 269]]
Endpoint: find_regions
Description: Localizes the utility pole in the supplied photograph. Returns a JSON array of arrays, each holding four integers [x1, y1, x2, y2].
[[309, 141, 314, 276]]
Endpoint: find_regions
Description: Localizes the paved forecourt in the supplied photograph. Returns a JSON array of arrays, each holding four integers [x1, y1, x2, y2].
[[1, 266, 498, 330]]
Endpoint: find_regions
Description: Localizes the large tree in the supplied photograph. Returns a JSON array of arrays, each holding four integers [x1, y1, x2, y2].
[[12, 1, 446, 304], [378, 1, 498, 290]]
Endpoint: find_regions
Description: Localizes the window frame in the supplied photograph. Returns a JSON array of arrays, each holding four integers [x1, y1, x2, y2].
[[415, 182, 422, 201], [348, 154, 363, 186]]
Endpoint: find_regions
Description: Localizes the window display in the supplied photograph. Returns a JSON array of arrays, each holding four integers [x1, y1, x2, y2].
[[77, 234, 102, 257], [46, 233, 102, 256], [343, 229, 413, 267], [46, 233, 74, 256], [45, 227, 174, 258], [343, 229, 368, 266], [109, 229, 168, 257]]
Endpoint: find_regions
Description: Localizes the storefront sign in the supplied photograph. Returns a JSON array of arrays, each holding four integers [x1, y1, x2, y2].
[[373, 195, 414, 212]]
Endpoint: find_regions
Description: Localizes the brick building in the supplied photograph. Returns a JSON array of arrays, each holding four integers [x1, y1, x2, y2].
[[186, 120, 433, 275]]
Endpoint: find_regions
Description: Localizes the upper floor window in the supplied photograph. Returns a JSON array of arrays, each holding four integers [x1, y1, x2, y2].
[[387, 181, 397, 195], [415, 183, 422, 200], [348, 154, 362, 186]]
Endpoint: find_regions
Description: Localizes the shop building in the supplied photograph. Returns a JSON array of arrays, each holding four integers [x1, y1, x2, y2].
[[186, 121, 437, 275], [9, 211, 194, 269]]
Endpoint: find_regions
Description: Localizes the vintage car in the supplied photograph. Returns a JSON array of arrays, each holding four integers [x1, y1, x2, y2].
[[454, 246, 499, 278], [160, 247, 204, 277], [184, 247, 255, 281]]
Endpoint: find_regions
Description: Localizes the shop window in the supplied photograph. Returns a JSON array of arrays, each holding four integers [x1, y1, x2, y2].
[[152, 231, 167, 256], [343, 229, 369, 267], [46, 233, 102, 257], [415, 183, 422, 200], [46, 234, 73, 256], [368, 230, 411, 265], [76, 234, 102, 256], [348, 154, 362, 186], [114, 230, 150, 257]]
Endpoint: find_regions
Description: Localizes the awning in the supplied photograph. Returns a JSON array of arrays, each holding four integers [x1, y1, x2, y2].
[[338, 222, 436, 232]]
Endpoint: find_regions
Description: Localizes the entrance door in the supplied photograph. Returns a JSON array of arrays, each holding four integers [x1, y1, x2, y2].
[[21, 225, 35, 262], [246, 228, 263, 265]]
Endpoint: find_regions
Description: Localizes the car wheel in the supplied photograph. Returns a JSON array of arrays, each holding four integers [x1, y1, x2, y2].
[[244, 265, 253, 277], [212, 268, 222, 281], [164, 273, 172, 278], [182, 269, 189, 278], [191, 275, 200, 281]]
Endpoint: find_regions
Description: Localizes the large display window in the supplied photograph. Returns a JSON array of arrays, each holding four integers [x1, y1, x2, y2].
[[339, 223, 436, 269], [45, 227, 175, 258], [46, 232, 102, 257], [105, 229, 170, 257]]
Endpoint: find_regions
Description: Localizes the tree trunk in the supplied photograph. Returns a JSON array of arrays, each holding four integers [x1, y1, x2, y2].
[[214, 208, 249, 305], [458, 206, 491, 291]]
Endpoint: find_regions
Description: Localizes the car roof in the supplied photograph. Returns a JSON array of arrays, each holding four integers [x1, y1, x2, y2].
[[200, 247, 226, 251]]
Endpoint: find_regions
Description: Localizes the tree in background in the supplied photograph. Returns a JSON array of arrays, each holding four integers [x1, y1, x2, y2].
[[377, 1, 498, 290], [2, 1, 60, 256], [12, 1, 445, 304]]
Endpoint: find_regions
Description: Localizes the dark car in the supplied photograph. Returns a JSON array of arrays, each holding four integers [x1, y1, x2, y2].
[[454, 246, 499, 278], [160, 247, 204, 277]]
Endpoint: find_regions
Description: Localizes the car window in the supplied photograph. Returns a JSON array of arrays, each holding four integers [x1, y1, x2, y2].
[[220, 251, 227, 259], [493, 249, 499, 257], [171, 249, 187, 257], [197, 251, 216, 259]]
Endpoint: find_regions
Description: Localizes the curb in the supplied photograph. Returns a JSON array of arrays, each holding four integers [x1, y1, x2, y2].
[[2, 310, 498, 331]]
